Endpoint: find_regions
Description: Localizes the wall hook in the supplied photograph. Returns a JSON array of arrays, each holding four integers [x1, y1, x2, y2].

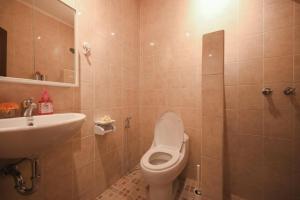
[[283, 87, 296, 96], [262, 88, 273, 96]]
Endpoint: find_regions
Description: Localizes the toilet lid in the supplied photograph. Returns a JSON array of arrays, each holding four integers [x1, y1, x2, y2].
[[154, 112, 184, 150]]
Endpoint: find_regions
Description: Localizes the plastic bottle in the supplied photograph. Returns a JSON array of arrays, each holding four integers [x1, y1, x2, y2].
[[38, 89, 54, 115]]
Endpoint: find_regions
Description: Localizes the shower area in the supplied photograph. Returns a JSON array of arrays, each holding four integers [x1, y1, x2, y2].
[[222, 1, 300, 200]]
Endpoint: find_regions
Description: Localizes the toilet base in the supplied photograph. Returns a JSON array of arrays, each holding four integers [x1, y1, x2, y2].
[[148, 179, 179, 200]]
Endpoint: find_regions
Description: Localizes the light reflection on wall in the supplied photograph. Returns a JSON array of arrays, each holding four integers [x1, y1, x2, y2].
[[195, 0, 231, 19], [188, 0, 236, 33]]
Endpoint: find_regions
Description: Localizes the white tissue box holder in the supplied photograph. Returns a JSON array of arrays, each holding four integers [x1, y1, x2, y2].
[[94, 120, 116, 135]]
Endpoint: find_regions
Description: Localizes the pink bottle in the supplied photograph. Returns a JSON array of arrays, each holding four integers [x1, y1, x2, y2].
[[38, 90, 54, 115]]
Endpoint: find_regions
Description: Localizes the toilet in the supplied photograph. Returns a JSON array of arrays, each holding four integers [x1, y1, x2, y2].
[[140, 112, 189, 200]]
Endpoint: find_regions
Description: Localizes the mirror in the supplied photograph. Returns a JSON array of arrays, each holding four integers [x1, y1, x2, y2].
[[0, 0, 77, 86]]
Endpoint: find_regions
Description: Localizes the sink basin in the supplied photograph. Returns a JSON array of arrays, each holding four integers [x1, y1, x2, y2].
[[0, 113, 86, 159]]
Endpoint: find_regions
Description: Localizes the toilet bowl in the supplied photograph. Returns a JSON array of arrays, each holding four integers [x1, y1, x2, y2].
[[140, 112, 189, 200]]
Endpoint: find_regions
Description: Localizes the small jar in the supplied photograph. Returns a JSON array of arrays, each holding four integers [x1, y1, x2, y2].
[[0, 103, 20, 119], [0, 109, 18, 119]]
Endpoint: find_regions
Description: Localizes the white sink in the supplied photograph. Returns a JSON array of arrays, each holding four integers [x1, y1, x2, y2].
[[0, 113, 86, 159]]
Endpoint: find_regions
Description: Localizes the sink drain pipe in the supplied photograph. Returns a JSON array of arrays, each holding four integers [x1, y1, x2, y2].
[[1, 158, 41, 195]]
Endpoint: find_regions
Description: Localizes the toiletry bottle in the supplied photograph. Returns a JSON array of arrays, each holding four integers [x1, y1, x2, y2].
[[38, 89, 54, 115]]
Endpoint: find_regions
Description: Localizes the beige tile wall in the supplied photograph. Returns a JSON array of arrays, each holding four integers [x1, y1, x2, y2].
[[68, 0, 140, 199], [224, 0, 300, 200], [202, 31, 224, 200]]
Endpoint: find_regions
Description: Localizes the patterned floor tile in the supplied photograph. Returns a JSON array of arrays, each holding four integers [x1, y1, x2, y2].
[[96, 166, 202, 200]]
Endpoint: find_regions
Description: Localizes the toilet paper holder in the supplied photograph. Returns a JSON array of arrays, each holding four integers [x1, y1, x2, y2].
[[94, 120, 116, 135]]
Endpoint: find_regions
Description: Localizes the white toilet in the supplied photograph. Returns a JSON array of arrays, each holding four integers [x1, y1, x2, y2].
[[140, 112, 189, 200]]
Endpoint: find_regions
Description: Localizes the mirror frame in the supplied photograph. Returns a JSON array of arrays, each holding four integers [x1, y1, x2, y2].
[[0, 0, 79, 87]]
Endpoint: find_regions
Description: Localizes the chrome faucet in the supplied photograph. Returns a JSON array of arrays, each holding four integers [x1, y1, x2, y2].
[[22, 98, 37, 117]]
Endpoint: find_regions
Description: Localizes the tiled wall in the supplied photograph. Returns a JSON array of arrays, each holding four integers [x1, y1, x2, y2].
[[78, 0, 140, 199], [0, 0, 140, 199], [202, 31, 224, 200], [223, 0, 300, 200], [0, 0, 74, 83]]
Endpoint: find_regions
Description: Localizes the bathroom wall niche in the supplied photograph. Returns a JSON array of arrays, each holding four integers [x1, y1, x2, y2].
[[0, 0, 78, 87]]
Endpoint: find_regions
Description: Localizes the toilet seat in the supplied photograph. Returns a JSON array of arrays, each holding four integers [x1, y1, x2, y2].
[[141, 145, 180, 171], [154, 112, 184, 149]]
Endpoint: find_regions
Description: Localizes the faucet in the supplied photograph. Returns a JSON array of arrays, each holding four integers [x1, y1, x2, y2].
[[22, 98, 37, 117]]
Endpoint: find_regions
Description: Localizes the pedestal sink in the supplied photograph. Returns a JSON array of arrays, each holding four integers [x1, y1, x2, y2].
[[0, 113, 86, 159]]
